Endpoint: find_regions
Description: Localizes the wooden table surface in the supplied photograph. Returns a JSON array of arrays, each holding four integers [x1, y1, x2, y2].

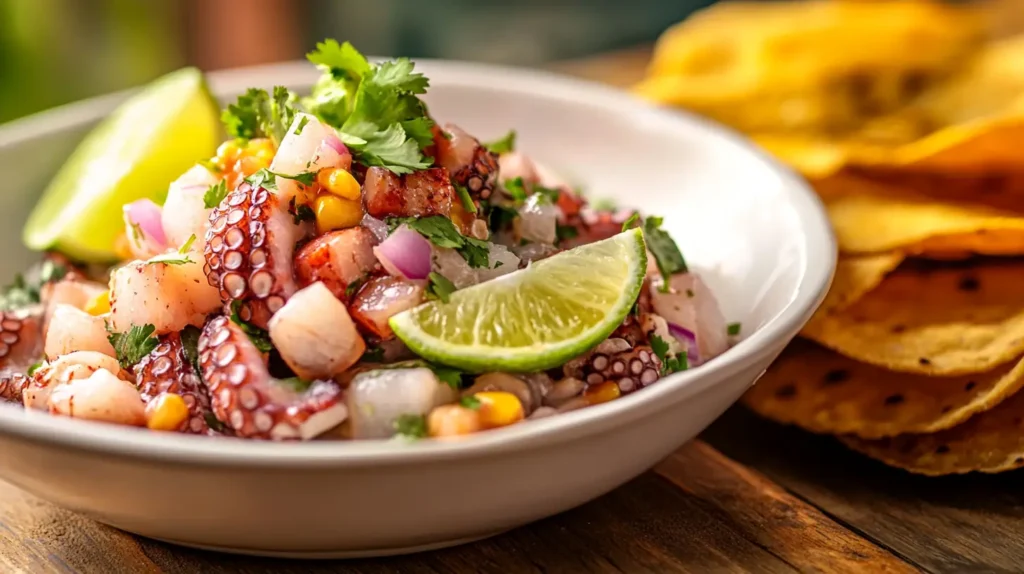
[[4, 50, 1022, 574]]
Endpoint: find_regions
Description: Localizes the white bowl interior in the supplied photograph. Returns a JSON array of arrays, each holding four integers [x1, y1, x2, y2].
[[0, 60, 834, 556]]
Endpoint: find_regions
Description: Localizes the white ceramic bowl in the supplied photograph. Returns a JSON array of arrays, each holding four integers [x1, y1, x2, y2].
[[0, 60, 835, 558]]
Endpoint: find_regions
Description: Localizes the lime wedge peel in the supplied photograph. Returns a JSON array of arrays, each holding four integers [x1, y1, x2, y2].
[[390, 229, 648, 373], [23, 67, 220, 262]]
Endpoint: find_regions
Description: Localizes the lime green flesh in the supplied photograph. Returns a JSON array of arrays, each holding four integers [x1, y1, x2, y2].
[[390, 229, 648, 373], [23, 67, 220, 262]]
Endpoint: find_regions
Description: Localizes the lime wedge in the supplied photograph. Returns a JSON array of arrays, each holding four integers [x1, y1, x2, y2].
[[23, 67, 220, 262], [391, 228, 648, 372]]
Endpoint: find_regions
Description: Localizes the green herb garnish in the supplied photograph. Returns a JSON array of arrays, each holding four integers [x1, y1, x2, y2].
[[503, 177, 528, 203], [460, 395, 482, 410], [455, 185, 477, 214], [0, 261, 67, 311], [393, 413, 429, 440], [488, 205, 518, 232], [621, 213, 640, 232], [203, 179, 228, 209], [650, 333, 688, 375], [556, 224, 579, 243], [146, 234, 197, 266], [727, 322, 741, 336], [293, 204, 316, 224], [26, 361, 43, 376], [246, 168, 317, 190], [403, 216, 489, 268], [179, 325, 203, 379], [425, 272, 456, 303], [108, 324, 160, 369], [361, 345, 385, 363], [221, 86, 301, 144], [482, 130, 516, 154], [643, 216, 688, 291]]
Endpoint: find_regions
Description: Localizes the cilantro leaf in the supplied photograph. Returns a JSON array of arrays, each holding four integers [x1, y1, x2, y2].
[[1, 261, 68, 311], [293, 204, 315, 224], [393, 413, 429, 440], [533, 184, 561, 205], [556, 224, 579, 243], [304, 41, 434, 174], [488, 205, 518, 231], [204, 412, 227, 432], [403, 216, 490, 268], [460, 395, 482, 410], [179, 325, 203, 379], [246, 168, 317, 190], [229, 300, 274, 353], [277, 377, 313, 392], [108, 324, 160, 369], [146, 234, 197, 266], [643, 216, 688, 289], [650, 333, 688, 375], [345, 275, 366, 299], [361, 345, 385, 363], [503, 177, 528, 203], [727, 322, 742, 336], [221, 87, 302, 144], [203, 179, 228, 209], [27, 361, 43, 376], [425, 272, 456, 303], [430, 364, 464, 389], [483, 130, 516, 154]]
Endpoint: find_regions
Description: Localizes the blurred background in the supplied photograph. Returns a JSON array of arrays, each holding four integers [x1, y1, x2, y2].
[[0, 0, 719, 123]]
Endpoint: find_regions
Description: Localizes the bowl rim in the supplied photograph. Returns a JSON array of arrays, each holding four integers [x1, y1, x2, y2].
[[0, 58, 836, 467]]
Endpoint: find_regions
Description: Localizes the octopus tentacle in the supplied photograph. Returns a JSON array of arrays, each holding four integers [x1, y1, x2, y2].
[[564, 337, 663, 395], [197, 316, 347, 440], [134, 332, 214, 434], [204, 182, 304, 329], [432, 124, 499, 201], [0, 309, 43, 402]]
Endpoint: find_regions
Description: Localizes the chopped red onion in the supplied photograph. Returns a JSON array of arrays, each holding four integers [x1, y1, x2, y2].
[[668, 322, 700, 366], [125, 199, 167, 247], [373, 226, 431, 280], [361, 214, 389, 243], [323, 133, 348, 156]]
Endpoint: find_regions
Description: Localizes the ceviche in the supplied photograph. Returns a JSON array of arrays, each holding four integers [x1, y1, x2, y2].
[[1, 41, 734, 441]]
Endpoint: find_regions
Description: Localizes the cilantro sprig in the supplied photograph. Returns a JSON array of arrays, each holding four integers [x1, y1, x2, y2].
[[642, 216, 688, 290], [221, 86, 301, 144], [108, 324, 160, 369], [650, 334, 688, 375], [203, 179, 228, 209], [393, 414, 428, 440], [146, 234, 197, 266], [483, 130, 516, 154], [387, 216, 490, 268], [304, 40, 434, 174], [246, 168, 317, 190], [0, 260, 67, 311], [425, 272, 456, 303]]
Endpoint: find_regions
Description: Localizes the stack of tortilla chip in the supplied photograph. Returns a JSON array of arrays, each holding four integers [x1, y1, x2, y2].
[[637, 0, 1024, 475]]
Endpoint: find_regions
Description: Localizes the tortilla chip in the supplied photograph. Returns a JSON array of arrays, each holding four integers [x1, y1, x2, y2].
[[841, 389, 1024, 475], [638, 0, 982, 134], [744, 339, 1024, 439], [802, 259, 1024, 376], [821, 179, 1024, 255], [835, 168, 1024, 214], [807, 253, 904, 323]]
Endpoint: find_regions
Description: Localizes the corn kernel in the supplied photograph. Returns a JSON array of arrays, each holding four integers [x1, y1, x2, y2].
[[315, 194, 363, 233], [583, 381, 621, 406], [215, 140, 241, 163], [317, 168, 361, 200], [428, 404, 482, 437], [113, 232, 133, 261], [145, 392, 190, 432], [475, 391, 525, 429], [84, 291, 111, 316]]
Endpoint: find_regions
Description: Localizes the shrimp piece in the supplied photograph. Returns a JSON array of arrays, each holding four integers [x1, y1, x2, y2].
[[348, 277, 425, 340], [47, 369, 147, 426], [268, 282, 366, 380], [163, 164, 219, 252], [270, 113, 352, 206], [649, 272, 729, 364], [293, 227, 379, 303], [108, 258, 221, 335], [23, 351, 124, 411], [41, 278, 107, 334], [43, 304, 115, 359], [363, 167, 455, 219], [498, 151, 540, 184]]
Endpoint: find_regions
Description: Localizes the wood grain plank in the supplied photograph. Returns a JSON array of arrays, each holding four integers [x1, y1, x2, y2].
[[655, 442, 917, 574], [703, 406, 1024, 574], [128, 472, 797, 573], [0, 481, 161, 574]]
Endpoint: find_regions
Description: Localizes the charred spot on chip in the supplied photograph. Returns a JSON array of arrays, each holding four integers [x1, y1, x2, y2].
[[884, 394, 904, 406], [1016, 457, 1024, 466], [822, 369, 849, 386], [918, 357, 931, 366], [774, 384, 797, 399], [935, 445, 950, 455], [964, 381, 977, 391], [958, 276, 980, 292], [941, 405, 953, 414], [890, 324, 906, 334]]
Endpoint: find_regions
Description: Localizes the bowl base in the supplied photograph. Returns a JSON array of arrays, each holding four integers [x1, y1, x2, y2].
[[144, 529, 510, 559]]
